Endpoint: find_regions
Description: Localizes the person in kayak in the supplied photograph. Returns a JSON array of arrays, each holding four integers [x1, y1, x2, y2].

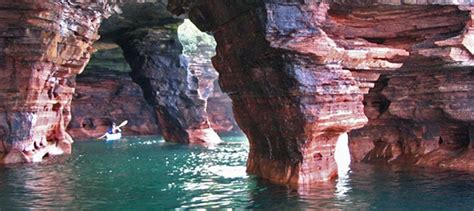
[[98, 120, 128, 140], [107, 122, 121, 134]]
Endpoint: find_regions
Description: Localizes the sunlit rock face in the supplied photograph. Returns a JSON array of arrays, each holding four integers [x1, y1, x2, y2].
[[337, 4, 474, 172], [0, 1, 109, 163], [179, 21, 242, 135], [169, 0, 474, 184], [351, 70, 473, 172], [101, 2, 221, 144], [323, 3, 474, 173]]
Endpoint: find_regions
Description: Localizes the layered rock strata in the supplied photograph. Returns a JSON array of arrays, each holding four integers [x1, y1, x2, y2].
[[104, 2, 221, 144], [183, 34, 241, 134], [169, 1, 474, 184], [350, 70, 473, 172], [207, 79, 242, 134], [68, 69, 160, 139], [336, 4, 474, 172], [117, 28, 221, 144], [0, 1, 109, 163], [69, 40, 238, 139]]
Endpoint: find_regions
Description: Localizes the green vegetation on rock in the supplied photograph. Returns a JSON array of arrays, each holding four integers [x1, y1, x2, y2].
[[178, 19, 216, 57]]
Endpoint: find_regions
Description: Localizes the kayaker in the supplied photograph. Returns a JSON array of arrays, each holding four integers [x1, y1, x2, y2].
[[97, 120, 128, 140], [107, 122, 121, 134]]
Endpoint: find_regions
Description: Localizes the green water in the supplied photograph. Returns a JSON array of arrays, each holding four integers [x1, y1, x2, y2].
[[0, 136, 473, 209]]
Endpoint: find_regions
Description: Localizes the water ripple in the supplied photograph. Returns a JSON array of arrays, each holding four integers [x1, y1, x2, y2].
[[0, 136, 473, 209]]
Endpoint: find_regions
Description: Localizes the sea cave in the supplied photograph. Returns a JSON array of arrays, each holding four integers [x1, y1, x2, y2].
[[0, 0, 472, 209]]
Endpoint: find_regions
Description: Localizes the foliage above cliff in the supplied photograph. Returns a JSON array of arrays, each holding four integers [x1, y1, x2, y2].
[[178, 19, 216, 57]]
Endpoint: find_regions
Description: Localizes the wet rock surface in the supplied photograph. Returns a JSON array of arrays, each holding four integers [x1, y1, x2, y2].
[[0, 1, 109, 163], [170, 0, 474, 184], [116, 27, 221, 144], [68, 40, 240, 139], [101, 2, 222, 144], [0, 0, 472, 184]]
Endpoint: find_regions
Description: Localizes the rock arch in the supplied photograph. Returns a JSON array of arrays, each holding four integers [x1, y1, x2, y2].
[[102, 2, 222, 144], [0, 0, 472, 187], [169, 0, 474, 185], [0, 1, 224, 164]]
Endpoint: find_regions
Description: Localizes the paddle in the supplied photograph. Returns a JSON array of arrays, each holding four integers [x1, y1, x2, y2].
[[97, 120, 128, 140], [116, 120, 128, 128]]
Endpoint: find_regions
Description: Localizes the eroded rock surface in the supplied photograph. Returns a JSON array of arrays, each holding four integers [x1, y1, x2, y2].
[[181, 27, 242, 135], [340, 5, 474, 172], [0, 1, 109, 163], [207, 79, 242, 134], [68, 40, 239, 139], [117, 28, 220, 144], [351, 68, 474, 171], [102, 2, 221, 144], [169, 0, 474, 184], [68, 68, 160, 139]]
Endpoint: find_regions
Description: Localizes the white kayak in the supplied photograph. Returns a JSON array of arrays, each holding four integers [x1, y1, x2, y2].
[[105, 133, 122, 141]]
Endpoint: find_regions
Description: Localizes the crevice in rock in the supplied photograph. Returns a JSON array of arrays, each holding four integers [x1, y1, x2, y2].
[[170, 1, 474, 184], [361, 37, 386, 45]]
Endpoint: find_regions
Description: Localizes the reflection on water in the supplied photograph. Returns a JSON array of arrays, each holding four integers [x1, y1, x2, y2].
[[0, 157, 76, 208], [0, 135, 473, 209], [335, 132, 351, 202]]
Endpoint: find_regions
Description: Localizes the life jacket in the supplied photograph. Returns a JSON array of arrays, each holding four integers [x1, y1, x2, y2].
[[107, 127, 121, 134]]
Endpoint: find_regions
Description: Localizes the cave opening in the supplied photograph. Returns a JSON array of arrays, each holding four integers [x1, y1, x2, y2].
[[68, 8, 243, 143], [342, 5, 473, 172], [0, 1, 474, 209], [67, 42, 161, 139]]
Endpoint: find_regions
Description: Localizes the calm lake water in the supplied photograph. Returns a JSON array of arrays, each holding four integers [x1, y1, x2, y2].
[[0, 136, 473, 209]]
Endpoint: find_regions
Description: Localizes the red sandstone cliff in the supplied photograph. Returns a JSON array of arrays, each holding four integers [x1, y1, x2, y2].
[[0, 1, 109, 163], [169, 0, 474, 184], [102, 2, 222, 144], [68, 68, 161, 139], [68, 40, 239, 139], [208, 79, 242, 135], [0, 0, 472, 187]]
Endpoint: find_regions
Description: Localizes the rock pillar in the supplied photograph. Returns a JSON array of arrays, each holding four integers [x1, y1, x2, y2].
[[0, 1, 109, 163], [169, 1, 407, 184], [170, 0, 474, 183], [95, 2, 222, 144], [116, 27, 221, 144]]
